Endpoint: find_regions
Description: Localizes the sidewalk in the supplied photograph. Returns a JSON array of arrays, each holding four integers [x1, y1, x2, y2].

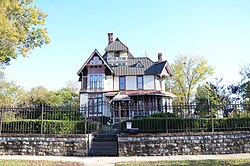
[[1, 153, 250, 166]]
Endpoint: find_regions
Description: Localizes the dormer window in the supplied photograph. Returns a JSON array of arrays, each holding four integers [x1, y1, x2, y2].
[[136, 61, 143, 68]]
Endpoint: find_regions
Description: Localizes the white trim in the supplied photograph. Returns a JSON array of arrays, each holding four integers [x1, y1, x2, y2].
[[77, 49, 114, 75]]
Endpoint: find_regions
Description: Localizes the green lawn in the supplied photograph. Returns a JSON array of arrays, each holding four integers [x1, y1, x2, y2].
[[115, 159, 250, 166], [0, 160, 84, 166]]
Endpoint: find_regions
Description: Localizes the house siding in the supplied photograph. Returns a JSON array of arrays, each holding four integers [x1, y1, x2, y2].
[[155, 77, 161, 90], [104, 76, 113, 91], [162, 79, 166, 91], [126, 76, 136, 90], [144, 75, 154, 90], [114, 76, 120, 91], [87, 68, 105, 74]]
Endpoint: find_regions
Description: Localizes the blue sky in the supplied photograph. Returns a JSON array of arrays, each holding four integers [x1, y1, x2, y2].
[[4, 0, 250, 90]]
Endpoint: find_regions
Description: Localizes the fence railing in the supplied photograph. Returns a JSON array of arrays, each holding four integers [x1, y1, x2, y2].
[[0, 102, 249, 134], [0, 105, 86, 134], [121, 102, 250, 133]]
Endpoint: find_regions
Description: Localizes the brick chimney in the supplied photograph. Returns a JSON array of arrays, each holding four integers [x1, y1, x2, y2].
[[108, 33, 113, 45], [158, 53, 162, 62]]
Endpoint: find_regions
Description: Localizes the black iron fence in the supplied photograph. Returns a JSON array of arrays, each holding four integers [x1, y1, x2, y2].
[[0, 105, 86, 134], [122, 102, 250, 133], [0, 102, 249, 134]]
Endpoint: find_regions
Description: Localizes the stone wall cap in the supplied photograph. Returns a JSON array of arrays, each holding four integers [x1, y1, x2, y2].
[[0, 134, 88, 138], [117, 131, 250, 137]]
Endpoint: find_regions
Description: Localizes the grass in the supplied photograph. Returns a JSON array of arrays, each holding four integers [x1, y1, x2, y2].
[[0, 160, 84, 166], [115, 159, 250, 166]]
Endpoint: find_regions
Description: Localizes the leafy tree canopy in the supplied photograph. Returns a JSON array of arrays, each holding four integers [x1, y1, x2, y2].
[[0, 0, 50, 65], [167, 55, 214, 104], [239, 64, 250, 102], [0, 77, 25, 107]]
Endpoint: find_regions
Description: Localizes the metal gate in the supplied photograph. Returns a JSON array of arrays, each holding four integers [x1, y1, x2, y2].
[[83, 101, 119, 156]]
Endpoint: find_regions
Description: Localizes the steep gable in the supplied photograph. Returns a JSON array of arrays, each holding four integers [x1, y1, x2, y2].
[[105, 38, 129, 52], [145, 61, 173, 76], [77, 49, 114, 76]]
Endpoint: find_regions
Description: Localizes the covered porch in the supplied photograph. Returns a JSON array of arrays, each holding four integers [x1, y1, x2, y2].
[[105, 90, 176, 122]]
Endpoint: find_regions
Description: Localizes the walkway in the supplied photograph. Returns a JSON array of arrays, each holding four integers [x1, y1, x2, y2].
[[1, 153, 250, 166]]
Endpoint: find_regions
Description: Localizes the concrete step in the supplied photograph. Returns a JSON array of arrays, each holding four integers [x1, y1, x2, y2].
[[89, 134, 118, 156]]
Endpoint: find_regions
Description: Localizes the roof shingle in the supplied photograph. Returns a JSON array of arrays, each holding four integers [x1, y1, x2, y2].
[[105, 38, 129, 51]]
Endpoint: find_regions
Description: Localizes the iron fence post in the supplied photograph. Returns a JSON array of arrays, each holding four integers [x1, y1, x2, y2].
[[210, 102, 214, 133], [83, 104, 88, 156], [165, 102, 168, 133], [41, 104, 44, 134], [119, 103, 121, 131], [84, 105, 87, 135], [0, 106, 3, 135]]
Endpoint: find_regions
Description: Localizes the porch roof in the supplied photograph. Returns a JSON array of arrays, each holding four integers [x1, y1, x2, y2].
[[110, 91, 131, 102], [105, 90, 176, 98]]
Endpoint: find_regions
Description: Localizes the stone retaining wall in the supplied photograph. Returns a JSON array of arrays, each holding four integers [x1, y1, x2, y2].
[[0, 134, 87, 156], [118, 132, 250, 156]]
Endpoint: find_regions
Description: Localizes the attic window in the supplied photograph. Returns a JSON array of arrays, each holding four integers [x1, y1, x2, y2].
[[115, 51, 120, 57], [136, 61, 143, 68]]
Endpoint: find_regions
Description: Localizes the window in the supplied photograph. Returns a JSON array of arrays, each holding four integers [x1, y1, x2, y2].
[[88, 94, 103, 114], [136, 62, 143, 68], [89, 75, 103, 89], [119, 76, 125, 90], [98, 75, 102, 89], [90, 75, 93, 89], [137, 76, 143, 89]]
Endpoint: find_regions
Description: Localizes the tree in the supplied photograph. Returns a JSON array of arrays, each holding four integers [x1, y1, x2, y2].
[[22, 85, 79, 107], [55, 88, 79, 107], [195, 79, 234, 106], [195, 78, 240, 117], [0, 78, 25, 107], [24, 86, 52, 106], [0, 0, 50, 65], [239, 64, 250, 102], [167, 55, 214, 105]]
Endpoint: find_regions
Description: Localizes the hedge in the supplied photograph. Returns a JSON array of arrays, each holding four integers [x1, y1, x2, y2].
[[1, 120, 100, 134], [122, 117, 250, 133]]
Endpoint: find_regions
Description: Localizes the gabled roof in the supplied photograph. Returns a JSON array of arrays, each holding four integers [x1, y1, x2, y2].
[[105, 38, 129, 52], [77, 49, 114, 76], [111, 57, 154, 76], [110, 91, 130, 102], [145, 60, 173, 76], [110, 57, 173, 76]]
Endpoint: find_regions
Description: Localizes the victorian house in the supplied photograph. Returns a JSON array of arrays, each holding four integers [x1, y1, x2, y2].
[[77, 33, 175, 121]]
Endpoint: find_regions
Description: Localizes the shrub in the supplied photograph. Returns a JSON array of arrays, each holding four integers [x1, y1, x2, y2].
[[149, 112, 176, 118], [1, 120, 99, 134], [42, 110, 84, 121], [122, 117, 250, 133]]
